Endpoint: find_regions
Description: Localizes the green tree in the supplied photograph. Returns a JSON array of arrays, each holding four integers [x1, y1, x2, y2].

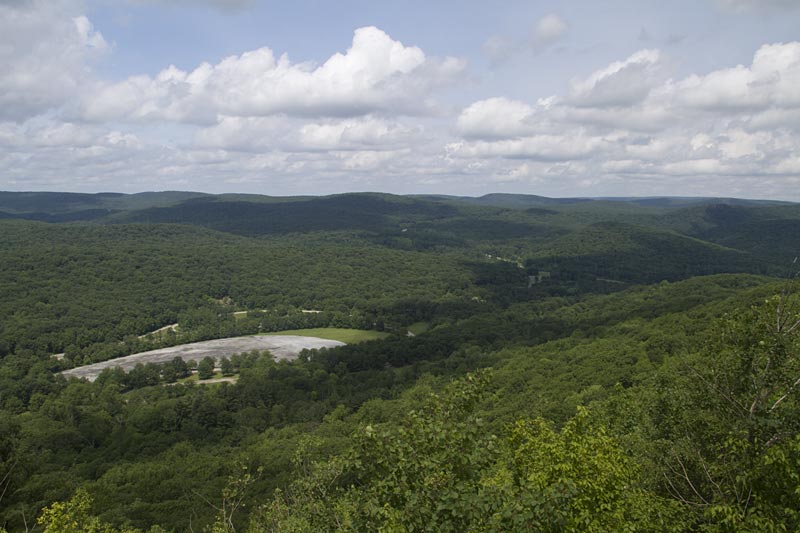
[[220, 357, 234, 377], [606, 289, 800, 531], [486, 410, 682, 532], [251, 372, 680, 532], [37, 488, 140, 533], [170, 356, 190, 378], [198, 357, 216, 380], [161, 364, 177, 384], [206, 465, 262, 533]]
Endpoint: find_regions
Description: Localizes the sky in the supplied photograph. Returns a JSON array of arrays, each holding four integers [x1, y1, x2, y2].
[[1, 0, 800, 199]]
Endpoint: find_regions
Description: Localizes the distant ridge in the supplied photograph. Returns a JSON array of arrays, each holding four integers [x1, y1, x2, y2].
[[0, 190, 210, 215], [595, 196, 795, 208], [411, 193, 594, 207], [0, 190, 795, 216], [412, 193, 795, 209]]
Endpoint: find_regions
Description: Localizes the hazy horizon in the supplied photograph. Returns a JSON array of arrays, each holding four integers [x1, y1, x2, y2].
[[2, 189, 797, 204]]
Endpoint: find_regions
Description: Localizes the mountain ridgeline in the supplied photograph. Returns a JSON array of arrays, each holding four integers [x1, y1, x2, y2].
[[0, 190, 799, 532], [0, 190, 797, 258]]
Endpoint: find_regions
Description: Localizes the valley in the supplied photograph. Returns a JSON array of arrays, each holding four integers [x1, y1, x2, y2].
[[4, 3, 799, 530], [0, 191, 798, 532]]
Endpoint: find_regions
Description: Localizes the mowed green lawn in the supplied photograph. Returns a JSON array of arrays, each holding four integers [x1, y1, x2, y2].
[[407, 321, 431, 335], [261, 327, 389, 344]]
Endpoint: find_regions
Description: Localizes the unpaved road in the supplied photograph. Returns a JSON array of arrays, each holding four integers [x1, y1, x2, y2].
[[61, 335, 345, 382], [138, 323, 178, 339]]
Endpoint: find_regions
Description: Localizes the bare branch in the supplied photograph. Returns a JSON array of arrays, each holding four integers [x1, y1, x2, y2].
[[742, 487, 753, 516], [674, 452, 710, 505], [192, 488, 221, 512], [698, 451, 723, 497], [684, 362, 748, 414], [785, 317, 800, 336], [0, 459, 17, 506], [662, 472, 707, 507], [763, 431, 786, 449], [769, 375, 800, 413]]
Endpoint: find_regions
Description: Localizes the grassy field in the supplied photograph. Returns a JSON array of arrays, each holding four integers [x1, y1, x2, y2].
[[407, 322, 431, 335], [262, 327, 389, 344]]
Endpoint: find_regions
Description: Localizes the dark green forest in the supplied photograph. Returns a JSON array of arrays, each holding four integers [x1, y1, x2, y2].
[[0, 191, 799, 532]]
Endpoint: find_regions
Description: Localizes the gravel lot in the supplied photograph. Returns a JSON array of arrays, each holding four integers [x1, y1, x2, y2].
[[61, 335, 345, 382]]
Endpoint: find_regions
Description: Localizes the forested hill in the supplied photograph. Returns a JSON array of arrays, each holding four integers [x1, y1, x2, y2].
[[1, 190, 799, 531], [0, 190, 798, 259]]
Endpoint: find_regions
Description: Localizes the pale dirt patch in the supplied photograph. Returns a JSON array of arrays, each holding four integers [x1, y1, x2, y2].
[[61, 335, 345, 382], [138, 323, 179, 339], [200, 376, 238, 384]]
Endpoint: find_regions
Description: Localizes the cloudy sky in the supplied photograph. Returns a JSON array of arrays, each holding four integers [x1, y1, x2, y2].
[[2, 0, 800, 199]]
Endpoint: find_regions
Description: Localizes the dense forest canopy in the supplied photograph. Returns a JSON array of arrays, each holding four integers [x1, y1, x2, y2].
[[0, 190, 799, 532]]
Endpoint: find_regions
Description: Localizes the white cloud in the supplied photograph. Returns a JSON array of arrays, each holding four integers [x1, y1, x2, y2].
[[73, 15, 109, 50], [675, 42, 800, 111], [717, 129, 771, 159], [533, 14, 568, 49], [452, 42, 800, 197], [78, 26, 465, 123], [773, 155, 800, 173], [568, 49, 663, 107], [193, 115, 419, 153], [297, 119, 418, 151], [446, 131, 603, 162], [456, 97, 538, 139], [0, 0, 108, 121], [560, 102, 677, 132], [0, 13, 464, 194], [335, 148, 410, 171], [2, 120, 107, 150], [1, 3, 799, 199], [0, 117, 150, 190], [661, 158, 728, 176], [193, 116, 289, 151], [623, 136, 684, 161], [745, 108, 800, 131]]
